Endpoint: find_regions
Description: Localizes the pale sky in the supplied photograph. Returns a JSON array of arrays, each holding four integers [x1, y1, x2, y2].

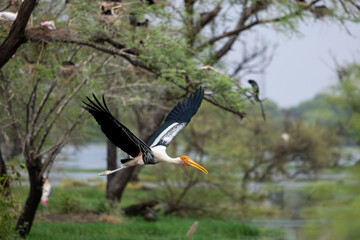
[[243, 21, 360, 108]]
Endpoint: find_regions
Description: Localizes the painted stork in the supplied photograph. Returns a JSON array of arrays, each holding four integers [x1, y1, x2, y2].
[[0, 12, 17, 21], [41, 177, 51, 206], [40, 20, 56, 30], [83, 87, 208, 176]]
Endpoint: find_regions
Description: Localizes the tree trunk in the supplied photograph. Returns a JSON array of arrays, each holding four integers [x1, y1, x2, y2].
[[0, 147, 10, 196], [0, 0, 37, 69], [240, 170, 250, 204], [16, 157, 43, 237], [106, 139, 117, 199], [106, 166, 138, 201]]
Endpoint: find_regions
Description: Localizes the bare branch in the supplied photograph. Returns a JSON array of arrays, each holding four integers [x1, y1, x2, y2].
[[198, 0, 321, 57], [30, 82, 56, 135], [349, 0, 360, 11], [205, 1, 253, 64], [24, 42, 45, 134], [25, 79, 39, 135], [0, 0, 16, 12], [35, 78, 88, 154], [204, 96, 245, 119], [39, 110, 85, 177], [32, 94, 65, 141], [193, 1, 223, 35], [92, 36, 140, 55]]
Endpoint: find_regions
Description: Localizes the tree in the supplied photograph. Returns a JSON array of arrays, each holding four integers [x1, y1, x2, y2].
[[95, 0, 360, 203], [140, 101, 339, 216], [0, 40, 102, 236], [183, 102, 338, 203], [333, 64, 360, 143], [0, 0, 359, 235], [0, 0, 37, 68]]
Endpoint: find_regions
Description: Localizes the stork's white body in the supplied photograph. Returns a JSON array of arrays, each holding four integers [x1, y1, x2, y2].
[[41, 178, 52, 206], [99, 146, 182, 176], [133, 146, 181, 165], [0, 12, 17, 21]]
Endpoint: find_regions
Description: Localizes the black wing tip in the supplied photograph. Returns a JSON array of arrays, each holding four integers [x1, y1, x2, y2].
[[194, 86, 204, 101], [196, 85, 204, 93], [82, 93, 111, 113]]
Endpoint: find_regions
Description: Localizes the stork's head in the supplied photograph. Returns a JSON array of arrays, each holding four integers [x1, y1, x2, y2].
[[180, 156, 208, 174]]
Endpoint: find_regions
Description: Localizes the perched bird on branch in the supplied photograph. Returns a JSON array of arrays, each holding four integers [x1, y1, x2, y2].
[[248, 79, 266, 121], [59, 61, 79, 78], [137, 19, 149, 27], [310, 5, 331, 18], [101, 6, 112, 15], [83, 87, 208, 176], [129, 12, 149, 28], [248, 79, 261, 102], [129, 12, 137, 26], [140, 0, 154, 5], [296, 0, 311, 8], [40, 20, 56, 30]]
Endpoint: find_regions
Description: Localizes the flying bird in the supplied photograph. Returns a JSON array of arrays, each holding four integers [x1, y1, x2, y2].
[[83, 87, 208, 176]]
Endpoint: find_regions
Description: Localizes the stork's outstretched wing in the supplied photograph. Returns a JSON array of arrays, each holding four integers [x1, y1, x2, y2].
[[147, 87, 204, 148], [83, 94, 151, 158]]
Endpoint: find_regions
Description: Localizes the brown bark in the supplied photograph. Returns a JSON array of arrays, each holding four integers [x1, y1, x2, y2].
[[15, 157, 43, 237], [106, 139, 117, 199], [106, 166, 138, 201], [0, 0, 37, 69]]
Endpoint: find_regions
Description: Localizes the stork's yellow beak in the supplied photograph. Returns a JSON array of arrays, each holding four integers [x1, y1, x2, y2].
[[183, 158, 208, 175]]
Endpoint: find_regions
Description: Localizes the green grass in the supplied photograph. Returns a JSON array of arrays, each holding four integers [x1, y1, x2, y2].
[[29, 217, 278, 240], [14, 180, 159, 214], [8, 180, 284, 240], [12, 179, 282, 239]]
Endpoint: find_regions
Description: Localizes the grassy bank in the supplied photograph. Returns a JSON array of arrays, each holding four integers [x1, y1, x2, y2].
[[29, 217, 278, 240], [8, 180, 282, 240]]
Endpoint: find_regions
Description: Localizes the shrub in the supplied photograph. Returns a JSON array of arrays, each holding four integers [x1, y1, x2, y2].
[[58, 192, 86, 213], [0, 195, 18, 240]]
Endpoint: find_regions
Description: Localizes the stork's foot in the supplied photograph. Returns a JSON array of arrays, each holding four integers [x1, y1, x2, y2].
[[98, 170, 112, 176], [98, 166, 126, 176]]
